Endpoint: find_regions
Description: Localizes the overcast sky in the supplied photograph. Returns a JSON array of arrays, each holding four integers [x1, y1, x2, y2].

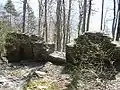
[[0, 0, 114, 35]]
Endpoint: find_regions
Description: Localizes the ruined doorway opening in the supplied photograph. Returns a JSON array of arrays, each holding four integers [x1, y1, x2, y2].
[[19, 46, 25, 61]]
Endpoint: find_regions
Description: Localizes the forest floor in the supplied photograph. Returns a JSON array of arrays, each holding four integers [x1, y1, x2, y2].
[[0, 61, 71, 90], [0, 61, 120, 90], [0, 51, 120, 90]]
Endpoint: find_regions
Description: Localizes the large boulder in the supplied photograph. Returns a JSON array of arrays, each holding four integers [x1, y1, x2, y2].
[[4, 33, 31, 62], [2, 32, 49, 62], [49, 51, 66, 64]]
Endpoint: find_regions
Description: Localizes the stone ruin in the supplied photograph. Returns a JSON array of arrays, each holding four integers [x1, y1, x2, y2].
[[0, 32, 120, 90], [66, 32, 120, 65], [1, 32, 55, 63], [66, 32, 120, 78], [1, 31, 120, 67], [0, 33, 68, 90]]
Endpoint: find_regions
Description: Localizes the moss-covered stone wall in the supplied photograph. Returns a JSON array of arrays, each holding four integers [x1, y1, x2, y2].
[[66, 32, 120, 71], [3, 32, 48, 62]]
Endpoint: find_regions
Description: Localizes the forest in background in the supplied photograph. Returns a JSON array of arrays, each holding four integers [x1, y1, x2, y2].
[[0, 0, 119, 52], [0, 0, 120, 90]]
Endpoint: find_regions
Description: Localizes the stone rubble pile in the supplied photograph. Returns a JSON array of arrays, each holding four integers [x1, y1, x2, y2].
[[66, 32, 120, 73]]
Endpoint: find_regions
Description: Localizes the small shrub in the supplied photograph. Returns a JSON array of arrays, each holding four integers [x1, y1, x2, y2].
[[0, 21, 15, 56]]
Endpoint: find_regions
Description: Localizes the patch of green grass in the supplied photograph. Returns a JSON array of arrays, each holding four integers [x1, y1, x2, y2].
[[24, 79, 60, 90]]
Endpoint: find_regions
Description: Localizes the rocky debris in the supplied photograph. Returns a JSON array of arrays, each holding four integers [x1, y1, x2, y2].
[[66, 32, 120, 89], [0, 62, 44, 90], [75, 72, 120, 90], [0, 75, 20, 90], [40, 62, 71, 90], [45, 43, 55, 54], [23, 62, 71, 90], [35, 71, 47, 76], [0, 62, 71, 90], [50, 51, 65, 60], [49, 51, 66, 64], [67, 32, 115, 63], [112, 41, 120, 47], [34, 71, 47, 78], [41, 62, 65, 77], [66, 32, 120, 72]]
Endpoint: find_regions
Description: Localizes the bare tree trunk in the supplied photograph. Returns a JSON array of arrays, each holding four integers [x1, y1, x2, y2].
[[103, 9, 108, 31], [86, 0, 92, 31], [78, 0, 83, 36], [114, 9, 119, 41], [38, 0, 43, 35], [112, 0, 116, 39], [116, 15, 120, 41], [56, 0, 62, 51], [100, 0, 104, 31], [22, 0, 27, 33], [82, 0, 87, 33], [45, 0, 48, 42], [62, 0, 66, 51], [78, 15, 82, 36], [116, 0, 120, 41], [66, 0, 72, 44]]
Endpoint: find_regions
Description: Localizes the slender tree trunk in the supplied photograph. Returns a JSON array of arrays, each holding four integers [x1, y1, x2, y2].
[[103, 9, 108, 31], [26, 4, 29, 33], [63, 0, 66, 51], [66, 0, 72, 44], [78, 15, 82, 36], [114, 9, 119, 41], [116, 14, 120, 41], [38, 0, 42, 35], [56, 0, 62, 51], [82, 0, 87, 33], [86, 0, 92, 31], [112, 0, 116, 39], [100, 0, 104, 31], [22, 0, 27, 33], [78, 0, 83, 36], [45, 0, 48, 42], [116, 0, 120, 41]]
